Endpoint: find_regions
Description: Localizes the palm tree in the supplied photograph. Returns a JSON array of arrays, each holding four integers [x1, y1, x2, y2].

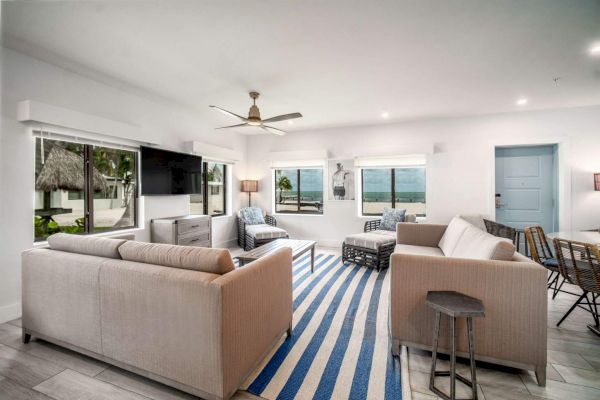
[[277, 175, 292, 204]]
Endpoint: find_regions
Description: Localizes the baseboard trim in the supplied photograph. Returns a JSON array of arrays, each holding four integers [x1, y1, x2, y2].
[[0, 302, 21, 324]]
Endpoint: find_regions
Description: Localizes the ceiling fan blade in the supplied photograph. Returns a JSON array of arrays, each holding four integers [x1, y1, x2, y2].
[[209, 105, 247, 121], [261, 112, 303, 123], [215, 123, 248, 129], [262, 125, 287, 136]]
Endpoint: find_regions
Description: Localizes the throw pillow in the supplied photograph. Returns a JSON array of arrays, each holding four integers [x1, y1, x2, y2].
[[379, 208, 406, 231], [240, 207, 265, 225]]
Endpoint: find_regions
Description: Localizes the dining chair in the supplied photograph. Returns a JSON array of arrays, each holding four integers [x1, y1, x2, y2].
[[553, 238, 600, 334], [525, 226, 567, 299]]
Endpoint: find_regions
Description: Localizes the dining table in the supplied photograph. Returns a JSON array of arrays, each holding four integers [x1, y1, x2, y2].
[[546, 230, 600, 245], [546, 230, 600, 336]]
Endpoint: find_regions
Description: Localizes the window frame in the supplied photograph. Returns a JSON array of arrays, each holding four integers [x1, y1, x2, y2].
[[34, 138, 139, 242], [273, 168, 324, 215], [360, 166, 426, 217], [202, 161, 227, 217]]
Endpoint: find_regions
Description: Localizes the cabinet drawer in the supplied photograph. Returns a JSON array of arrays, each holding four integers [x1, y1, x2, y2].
[[177, 219, 210, 236], [178, 231, 210, 247]]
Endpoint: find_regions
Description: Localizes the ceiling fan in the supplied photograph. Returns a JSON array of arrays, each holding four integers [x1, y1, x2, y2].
[[210, 92, 302, 135]]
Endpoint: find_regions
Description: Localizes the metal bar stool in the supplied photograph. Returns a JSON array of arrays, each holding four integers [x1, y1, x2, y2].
[[427, 291, 485, 400]]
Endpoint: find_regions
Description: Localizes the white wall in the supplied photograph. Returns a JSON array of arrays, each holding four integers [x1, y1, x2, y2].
[[0, 47, 248, 323], [246, 106, 600, 246]]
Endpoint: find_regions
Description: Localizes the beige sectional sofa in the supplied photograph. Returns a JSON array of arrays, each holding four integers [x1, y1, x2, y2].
[[390, 217, 548, 385], [22, 234, 293, 400]]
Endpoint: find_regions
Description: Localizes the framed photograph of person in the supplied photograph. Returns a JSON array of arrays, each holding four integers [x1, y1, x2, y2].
[[328, 159, 355, 201]]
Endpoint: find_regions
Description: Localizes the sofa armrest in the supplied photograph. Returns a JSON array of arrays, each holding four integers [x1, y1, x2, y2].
[[237, 216, 247, 248], [364, 219, 381, 232], [390, 253, 547, 372], [265, 214, 277, 227], [396, 223, 447, 247], [211, 247, 293, 398]]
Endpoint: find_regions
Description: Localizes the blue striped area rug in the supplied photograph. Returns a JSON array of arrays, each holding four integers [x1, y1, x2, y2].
[[241, 253, 402, 400]]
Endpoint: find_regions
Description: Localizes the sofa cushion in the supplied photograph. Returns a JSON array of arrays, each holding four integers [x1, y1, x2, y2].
[[118, 241, 235, 274], [371, 229, 397, 238], [245, 224, 288, 240], [380, 208, 406, 231], [394, 244, 444, 257], [437, 217, 471, 256], [239, 207, 266, 225], [345, 232, 395, 250], [47, 233, 126, 259], [456, 214, 488, 231], [451, 223, 516, 261]]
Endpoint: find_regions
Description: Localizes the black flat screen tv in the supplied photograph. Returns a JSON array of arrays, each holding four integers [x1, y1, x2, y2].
[[140, 146, 203, 195]]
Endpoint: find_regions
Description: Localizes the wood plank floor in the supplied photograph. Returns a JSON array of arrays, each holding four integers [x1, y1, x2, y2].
[[3, 246, 598, 399]]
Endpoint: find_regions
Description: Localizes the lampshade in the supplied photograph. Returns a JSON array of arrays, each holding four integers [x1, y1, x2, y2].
[[595, 173, 600, 191], [241, 180, 258, 193]]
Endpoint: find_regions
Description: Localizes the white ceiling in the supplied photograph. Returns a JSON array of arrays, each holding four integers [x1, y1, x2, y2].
[[2, 0, 600, 134]]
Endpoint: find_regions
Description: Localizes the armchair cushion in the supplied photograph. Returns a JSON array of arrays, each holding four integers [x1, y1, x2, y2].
[[380, 207, 406, 231], [345, 232, 395, 250], [239, 207, 266, 225], [245, 224, 288, 240], [371, 229, 397, 239]]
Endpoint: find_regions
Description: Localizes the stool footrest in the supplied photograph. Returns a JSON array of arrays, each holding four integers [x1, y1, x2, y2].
[[433, 371, 474, 387]]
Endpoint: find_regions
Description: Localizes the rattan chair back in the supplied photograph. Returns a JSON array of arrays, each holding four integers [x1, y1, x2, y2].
[[553, 238, 600, 294], [525, 226, 553, 266], [483, 219, 517, 243]]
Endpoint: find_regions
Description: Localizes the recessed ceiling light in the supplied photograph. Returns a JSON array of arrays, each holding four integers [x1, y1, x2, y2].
[[590, 44, 600, 55], [288, 120, 294, 125], [381, 111, 389, 119], [516, 98, 528, 106]]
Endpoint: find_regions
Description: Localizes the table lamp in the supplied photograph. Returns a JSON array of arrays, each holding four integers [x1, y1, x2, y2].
[[241, 180, 258, 207]]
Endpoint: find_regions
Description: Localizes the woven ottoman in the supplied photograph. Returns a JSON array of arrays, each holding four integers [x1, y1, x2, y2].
[[342, 230, 396, 271]]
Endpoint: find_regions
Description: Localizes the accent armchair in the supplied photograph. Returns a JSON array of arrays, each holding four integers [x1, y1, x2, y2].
[[237, 207, 288, 251]]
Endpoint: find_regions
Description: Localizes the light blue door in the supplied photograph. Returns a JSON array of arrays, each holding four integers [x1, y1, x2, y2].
[[495, 145, 557, 233]]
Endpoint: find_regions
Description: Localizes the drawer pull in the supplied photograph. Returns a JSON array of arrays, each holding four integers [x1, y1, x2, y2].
[[190, 238, 199, 242], [191, 225, 200, 228]]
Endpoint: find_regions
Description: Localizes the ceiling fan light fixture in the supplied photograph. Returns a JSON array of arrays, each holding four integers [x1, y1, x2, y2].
[[210, 91, 302, 135]]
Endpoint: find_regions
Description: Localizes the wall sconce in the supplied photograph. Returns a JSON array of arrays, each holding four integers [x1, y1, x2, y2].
[[241, 180, 258, 207], [595, 173, 600, 191]]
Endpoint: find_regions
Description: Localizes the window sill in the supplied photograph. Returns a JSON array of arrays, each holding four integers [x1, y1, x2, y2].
[[211, 214, 232, 220], [33, 227, 144, 248], [273, 213, 324, 217]]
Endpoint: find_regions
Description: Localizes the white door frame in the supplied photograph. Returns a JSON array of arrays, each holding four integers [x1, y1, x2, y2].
[[488, 136, 571, 231]]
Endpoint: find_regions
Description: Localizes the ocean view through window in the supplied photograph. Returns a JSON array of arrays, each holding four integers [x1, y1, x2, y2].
[[275, 168, 324, 214], [362, 167, 426, 216]]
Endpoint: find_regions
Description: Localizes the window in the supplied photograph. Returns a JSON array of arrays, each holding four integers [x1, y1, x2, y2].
[[189, 162, 228, 217], [34, 138, 137, 242], [274, 168, 323, 214], [205, 162, 226, 216], [361, 167, 425, 216]]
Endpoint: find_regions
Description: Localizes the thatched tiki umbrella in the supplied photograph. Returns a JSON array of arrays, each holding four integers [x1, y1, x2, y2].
[[36, 146, 108, 209]]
